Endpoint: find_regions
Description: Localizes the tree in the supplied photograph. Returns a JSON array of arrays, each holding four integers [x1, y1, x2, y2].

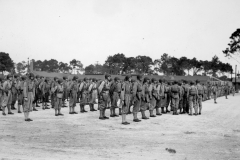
[[70, 59, 84, 74], [135, 55, 153, 74], [223, 28, 240, 56], [190, 57, 202, 75], [178, 57, 191, 75], [104, 53, 126, 74], [122, 57, 136, 74], [59, 62, 71, 73], [0, 52, 14, 74], [85, 64, 95, 74], [16, 61, 27, 74], [154, 53, 172, 75], [210, 55, 220, 77], [33, 59, 43, 71]]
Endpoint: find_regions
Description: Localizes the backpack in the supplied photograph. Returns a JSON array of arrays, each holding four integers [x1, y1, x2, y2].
[[189, 86, 197, 95], [171, 85, 179, 93]]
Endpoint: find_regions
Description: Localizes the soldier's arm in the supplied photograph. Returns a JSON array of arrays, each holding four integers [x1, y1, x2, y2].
[[88, 84, 93, 92], [79, 83, 84, 92], [132, 82, 137, 98], [120, 83, 125, 101], [98, 81, 105, 93], [23, 82, 27, 98]]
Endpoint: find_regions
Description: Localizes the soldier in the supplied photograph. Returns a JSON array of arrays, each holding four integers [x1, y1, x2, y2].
[[120, 75, 132, 125], [79, 77, 90, 113], [131, 75, 143, 122], [165, 81, 171, 113], [140, 77, 150, 120], [212, 84, 218, 104], [2, 74, 14, 115], [54, 79, 64, 116], [187, 81, 198, 116], [41, 78, 50, 110], [224, 84, 229, 99], [50, 77, 58, 109], [11, 75, 18, 110], [178, 81, 184, 114], [23, 73, 35, 121], [149, 78, 158, 117], [88, 78, 98, 112], [156, 79, 164, 115], [68, 76, 78, 114], [207, 82, 212, 100], [182, 80, 189, 114], [109, 77, 121, 117], [17, 76, 26, 113], [170, 81, 180, 115], [32, 75, 41, 110], [127, 79, 136, 115], [98, 74, 111, 120], [202, 83, 208, 101], [196, 80, 204, 115], [62, 76, 68, 108], [0, 78, 3, 111], [232, 86, 235, 96]]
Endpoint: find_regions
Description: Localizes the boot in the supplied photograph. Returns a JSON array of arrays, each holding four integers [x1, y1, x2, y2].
[[11, 104, 16, 110], [161, 107, 166, 114], [80, 105, 84, 113], [141, 111, 149, 119], [133, 113, 141, 122], [150, 110, 156, 117]]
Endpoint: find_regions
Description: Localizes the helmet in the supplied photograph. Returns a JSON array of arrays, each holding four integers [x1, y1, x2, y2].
[[72, 76, 78, 81], [6, 74, 12, 79], [58, 79, 63, 84], [114, 77, 120, 81], [124, 75, 131, 81], [63, 76, 67, 80], [35, 75, 40, 79], [21, 76, 26, 81], [83, 77, 89, 81], [54, 77, 58, 81], [151, 78, 156, 83], [196, 80, 200, 83], [136, 74, 143, 80], [159, 79, 162, 83]]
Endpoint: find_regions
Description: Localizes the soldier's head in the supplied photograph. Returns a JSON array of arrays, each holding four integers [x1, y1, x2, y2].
[[196, 80, 200, 84], [151, 78, 157, 84], [6, 74, 12, 81], [57, 79, 63, 84], [114, 77, 120, 83], [105, 74, 111, 81], [72, 76, 78, 81], [124, 75, 131, 82], [136, 74, 143, 81], [83, 77, 89, 82], [159, 79, 162, 83], [63, 76, 68, 81], [29, 73, 35, 80], [21, 76, 26, 81], [54, 77, 58, 81], [143, 77, 150, 84], [190, 81, 195, 85], [174, 81, 178, 85], [162, 79, 166, 83], [35, 75, 40, 80], [92, 78, 96, 83], [178, 81, 182, 86]]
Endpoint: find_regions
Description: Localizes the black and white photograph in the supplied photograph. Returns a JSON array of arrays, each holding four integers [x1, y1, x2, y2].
[[0, 0, 240, 159]]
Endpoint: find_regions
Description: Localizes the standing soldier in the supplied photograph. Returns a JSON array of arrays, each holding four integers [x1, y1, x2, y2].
[[156, 79, 165, 115], [68, 76, 78, 114], [109, 77, 121, 117], [62, 76, 68, 108], [120, 75, 132, 125], [41, 78, 50, 110], [88, 78, 98, 112], [98, 74, 111, 120], [202, 83, 208, 101], [196, 80, 204, 115], [224, 83, 229, 99], [23, 73, 35, 121], [140, 77, 150, 120], [11, 75, 18, 110], [54, 79, 64, 116], [0, 78, 3, 111], [165, 81, 171, 113], [2, 74, 14, 115], [79, 77, 90, 113], [232, 86, 235, 96], [187, 81, 198, 116], [182, 80, 189, 114], [178, 81, 184, 114], [127, 79, 136, 115], [131, 75, 143, 122], [50, 77, 58, 109], [170, 81, 180, 115], [212, 84, 218, 104], [149, 78, 158, 117], [17, 76, 26, 113], [32, 75, 40, 110]]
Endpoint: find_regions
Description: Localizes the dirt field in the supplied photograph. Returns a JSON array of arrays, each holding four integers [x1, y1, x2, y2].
[[1, 94, 240, 160]]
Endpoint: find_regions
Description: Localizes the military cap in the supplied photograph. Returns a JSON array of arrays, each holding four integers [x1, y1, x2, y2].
[[83, 77, 89, 81], [124, 75, 131, 81], [57, 79, 63, 84]]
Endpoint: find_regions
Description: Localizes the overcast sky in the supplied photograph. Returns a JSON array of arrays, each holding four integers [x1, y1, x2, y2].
[[1, 0, 240, 73]]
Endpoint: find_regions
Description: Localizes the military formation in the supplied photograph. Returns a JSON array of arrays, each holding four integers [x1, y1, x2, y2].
[[0, 73, 236, 125]]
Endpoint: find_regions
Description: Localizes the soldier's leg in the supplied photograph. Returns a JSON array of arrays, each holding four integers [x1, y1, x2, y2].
[[7, 93, 13, 114], [132, 99, 141, 122], [199, 96, 202, 115], [188, 96, 193, 115], [156, 99, 162, 116], [193, 96, 198, 115]]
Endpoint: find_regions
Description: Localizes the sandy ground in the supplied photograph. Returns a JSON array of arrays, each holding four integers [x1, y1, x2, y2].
[[0, 94, 240, 160]]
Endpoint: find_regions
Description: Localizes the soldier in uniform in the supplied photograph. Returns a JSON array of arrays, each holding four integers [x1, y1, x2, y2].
[[196, 80, 204, 115], [88, 78, 98, 112], [120, 75, 132, 125], [156, 79, 165, 115], [202, 83, 208, 101], [50, 77, 58, 109], [165, 81, 171, 113], [62, 76, 68, 108], [149, 78, 158, 117], [98, 74, 111, 120], [2, 74, 14, 115], [212, 84, 218, 104], [0, 78, 3, 111], [231, 86, 235, 96], [187, 81, 198, 116], [224, 83, 229, 99], [68, 76, 78, 114], [54, 79, 64, 116], [127, 79, 136, 115], [79, 77, 90, 113], [23, 73, 35, 121], [41, 78, 50, 110], [141, 77, 150, 119], [17, 76, 26, 113], [32, 75, 41, 110], [131, 75, 143, 122], [182, 80, 189, 114], [11, 75, 18, 110], [170, 81, 180, 115], [109, 77, 121, 117], [178, 81, 184, 114]]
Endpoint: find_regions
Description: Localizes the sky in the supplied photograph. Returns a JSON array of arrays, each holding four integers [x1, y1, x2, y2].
[[1, 0, 240, 74]]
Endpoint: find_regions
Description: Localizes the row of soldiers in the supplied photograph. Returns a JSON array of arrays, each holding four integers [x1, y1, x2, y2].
[[0, 73, 235, 124]]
